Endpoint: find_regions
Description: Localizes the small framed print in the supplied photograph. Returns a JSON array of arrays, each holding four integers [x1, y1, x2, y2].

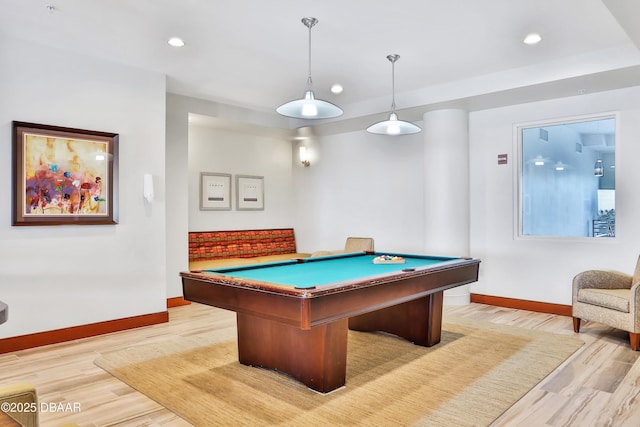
[[200, 172, 231, 211], [236, 175, 264, 211]]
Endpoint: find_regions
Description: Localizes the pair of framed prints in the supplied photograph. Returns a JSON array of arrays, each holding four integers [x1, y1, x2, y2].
[[200, 173, 263, 211]]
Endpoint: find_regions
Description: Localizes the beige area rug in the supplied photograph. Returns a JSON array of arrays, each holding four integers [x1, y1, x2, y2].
[[95, 315, 583, 426]]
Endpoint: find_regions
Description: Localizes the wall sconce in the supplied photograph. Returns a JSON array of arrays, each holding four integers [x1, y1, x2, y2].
[[594, 159, 604, 177], [299, 146, 310, 167]]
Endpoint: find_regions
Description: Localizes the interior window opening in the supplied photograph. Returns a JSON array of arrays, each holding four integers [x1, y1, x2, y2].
[[518, 115, 616, 238]]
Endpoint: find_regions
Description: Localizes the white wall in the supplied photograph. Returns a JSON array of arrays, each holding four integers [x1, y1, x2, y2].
[[292, 129, 425, 254], [290, 86, 640, 307], [0, 36, 167, 338], [165, 94, 292, 298], [165, 95, 190, 300], [188, 125, 296, 230], [168, 85, 640, 309], [5, 35, 637, 345], [469, 87, 640, 305]]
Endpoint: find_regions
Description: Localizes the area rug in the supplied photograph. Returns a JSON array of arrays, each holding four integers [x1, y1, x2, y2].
[[95, 315, 583, 426]]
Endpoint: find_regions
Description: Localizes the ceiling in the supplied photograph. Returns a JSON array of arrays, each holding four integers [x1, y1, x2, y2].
[[2, 0, 640, 127]]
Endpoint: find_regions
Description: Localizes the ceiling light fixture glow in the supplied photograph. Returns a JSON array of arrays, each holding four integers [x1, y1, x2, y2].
[[523, 33, 542, 45], [330, 84, 343, 94], [168, 37, 185, 47], [367, 54, 421, 136], [276, 18, 343, 119]]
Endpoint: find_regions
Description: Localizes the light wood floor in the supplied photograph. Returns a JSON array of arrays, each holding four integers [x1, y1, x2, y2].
[[1, 302, 638, 426]]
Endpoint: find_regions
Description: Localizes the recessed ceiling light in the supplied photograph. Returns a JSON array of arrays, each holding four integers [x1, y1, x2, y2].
[[168, 37, 185, 47], [523, 33, 542, 45], [331, 84, 343, 94]]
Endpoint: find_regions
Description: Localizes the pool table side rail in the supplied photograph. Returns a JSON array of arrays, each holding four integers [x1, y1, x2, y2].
[[201, 251, 462, 274], [181, 276, 309, 327], [180, 258, 479, 329], [182, 256, 477, 297], [302, 261, 480, 327]]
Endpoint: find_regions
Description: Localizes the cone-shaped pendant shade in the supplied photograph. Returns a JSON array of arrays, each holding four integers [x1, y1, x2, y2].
[[277, 89, 343, 119], [366, 112, 422, 135]]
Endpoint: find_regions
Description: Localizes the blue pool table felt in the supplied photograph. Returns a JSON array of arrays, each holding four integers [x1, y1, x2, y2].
[[206, 253, 459, 288]]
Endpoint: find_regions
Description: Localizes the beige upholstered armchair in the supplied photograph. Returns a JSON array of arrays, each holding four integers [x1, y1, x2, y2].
[[572, 256, 640, 351], [0, 382, 38, 427]]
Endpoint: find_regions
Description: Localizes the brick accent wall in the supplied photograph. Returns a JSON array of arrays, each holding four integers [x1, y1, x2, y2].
[[188, 228, 298, 262]]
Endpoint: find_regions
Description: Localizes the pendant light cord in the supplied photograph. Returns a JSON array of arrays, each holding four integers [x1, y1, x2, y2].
[[303, 17, 318, 91], [390, 59, 396, 113], [387, 54, 400, 113], [307, 22, 312, 89]]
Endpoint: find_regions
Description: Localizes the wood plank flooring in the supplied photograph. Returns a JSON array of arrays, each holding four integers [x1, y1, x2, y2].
[[1, 302, 638, 426]]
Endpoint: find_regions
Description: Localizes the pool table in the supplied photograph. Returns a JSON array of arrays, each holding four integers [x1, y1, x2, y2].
[[180, 251, 480, 393]]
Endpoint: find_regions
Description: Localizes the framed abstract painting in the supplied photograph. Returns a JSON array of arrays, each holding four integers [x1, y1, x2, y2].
[[12, 121, 119, 226]]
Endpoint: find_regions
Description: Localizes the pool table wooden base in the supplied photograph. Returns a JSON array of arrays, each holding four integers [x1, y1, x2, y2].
[[236, 291, 444, 393], [237, 313, 348, 393], [349, 291, 444, 347]]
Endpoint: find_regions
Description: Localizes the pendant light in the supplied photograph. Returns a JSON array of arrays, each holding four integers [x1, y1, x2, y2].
[[367, 54, 421, 135], [594, 159, 604, 176], [276, 17, 343, 119]]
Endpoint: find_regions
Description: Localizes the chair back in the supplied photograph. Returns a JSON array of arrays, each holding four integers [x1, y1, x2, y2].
[[634, 255, 640, 285], [344, 237, 374, 253]]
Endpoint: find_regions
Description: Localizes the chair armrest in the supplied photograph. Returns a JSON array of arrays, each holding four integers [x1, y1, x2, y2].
[[0, 300, 7, 325], [632, 282, 640, 332], [572, 270, 633, 301]]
